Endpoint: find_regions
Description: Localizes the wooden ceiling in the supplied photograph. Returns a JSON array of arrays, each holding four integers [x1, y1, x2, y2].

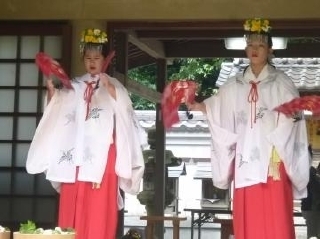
[[108, 19, 320, 69]]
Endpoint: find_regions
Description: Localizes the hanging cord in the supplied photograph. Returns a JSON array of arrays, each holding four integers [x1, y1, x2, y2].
[[83, 80, 100, 120], [247, 80, 260, 128]]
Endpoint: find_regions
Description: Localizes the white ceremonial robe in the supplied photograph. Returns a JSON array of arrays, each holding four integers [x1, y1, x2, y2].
[[26, 73, 145, 197], [204, 64, 309, 199]]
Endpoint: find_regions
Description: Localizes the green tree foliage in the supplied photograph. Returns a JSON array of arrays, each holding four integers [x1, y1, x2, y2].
[[128, 64, 157, 110], [128, 58, 231, 109]]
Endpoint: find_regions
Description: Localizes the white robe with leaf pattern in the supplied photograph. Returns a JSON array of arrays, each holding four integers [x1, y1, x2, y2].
[[26, 73, 146, 208], [204, 65, 310, 199]]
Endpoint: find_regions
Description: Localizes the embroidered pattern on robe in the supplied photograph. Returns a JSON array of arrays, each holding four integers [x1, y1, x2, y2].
[[58, 148, 74, 164]]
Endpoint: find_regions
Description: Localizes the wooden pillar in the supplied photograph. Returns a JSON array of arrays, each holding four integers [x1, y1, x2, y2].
[[114, 31, 129, 86], [112, 31, 129, 238], [154, 58, 167, 239]]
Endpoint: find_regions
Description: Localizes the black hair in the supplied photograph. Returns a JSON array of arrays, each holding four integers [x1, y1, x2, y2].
[[245, 32, 273, 48], [81, 42, 109, 58]]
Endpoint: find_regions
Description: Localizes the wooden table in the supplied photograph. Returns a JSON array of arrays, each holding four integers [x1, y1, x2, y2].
[[140, 215, 187, 239], [184, 207, 304, 239], [184, 207, 232, 239]]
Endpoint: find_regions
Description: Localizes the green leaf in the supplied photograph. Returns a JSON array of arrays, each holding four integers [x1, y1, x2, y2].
[[19, 220, 37, 234]]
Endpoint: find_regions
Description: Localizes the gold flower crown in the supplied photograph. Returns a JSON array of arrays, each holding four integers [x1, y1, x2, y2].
[[243, 18, 271, 34], [80, 28, 108, 44]]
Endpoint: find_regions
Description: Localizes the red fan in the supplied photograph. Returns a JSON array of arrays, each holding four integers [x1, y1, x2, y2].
[[35, 52, 73, 89], [161, 80, 197, 129], [102, 50, 115, 72], [274, 95, 320, 116]]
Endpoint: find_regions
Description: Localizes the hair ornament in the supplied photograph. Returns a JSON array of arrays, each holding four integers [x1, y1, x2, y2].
[[80, 28, 108, 54], [243, 18, 271, 34]]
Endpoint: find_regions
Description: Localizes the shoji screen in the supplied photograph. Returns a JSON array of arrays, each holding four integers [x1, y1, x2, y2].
[[0, 21, 71, 230]]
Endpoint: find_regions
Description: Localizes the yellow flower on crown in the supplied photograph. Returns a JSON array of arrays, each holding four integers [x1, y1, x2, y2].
[[243, 18, 271, 34], [80, 28, 108, 44]]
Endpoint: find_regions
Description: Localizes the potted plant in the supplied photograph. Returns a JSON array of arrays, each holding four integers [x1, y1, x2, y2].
[[13, 221, 75, 239], [0, 226, 10, 239]]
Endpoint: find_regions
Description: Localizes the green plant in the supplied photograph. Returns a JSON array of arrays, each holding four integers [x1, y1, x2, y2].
[[19, 220, 37, 234], [19, 220, 75, 234]]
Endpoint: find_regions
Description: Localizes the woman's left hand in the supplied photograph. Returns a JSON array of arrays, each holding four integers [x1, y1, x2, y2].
[[100, 73, 116, 99], [92, 182, 101, 189]]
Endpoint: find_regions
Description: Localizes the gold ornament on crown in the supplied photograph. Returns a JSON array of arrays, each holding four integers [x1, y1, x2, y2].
[[80, 28, 108, 54], [80, 28, 108, 44], [243, 18, 271, 34]]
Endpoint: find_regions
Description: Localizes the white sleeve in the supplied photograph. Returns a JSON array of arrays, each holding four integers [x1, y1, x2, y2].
[[110, 76, 145, 194], [266, 73, 309, 198], [204, 85, 238, 189]]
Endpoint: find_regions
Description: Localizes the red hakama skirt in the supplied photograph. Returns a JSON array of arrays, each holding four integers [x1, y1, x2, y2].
[[58, 142, 118, 239], [233, 162, 295, 239]]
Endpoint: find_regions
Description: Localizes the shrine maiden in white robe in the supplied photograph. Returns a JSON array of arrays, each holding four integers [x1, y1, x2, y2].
[[204, 64, 309, 199], [26, 73, 146, 207]]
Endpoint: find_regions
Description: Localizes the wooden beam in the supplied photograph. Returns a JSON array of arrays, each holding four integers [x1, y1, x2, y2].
[[109, 20, 320, 31], [275, 43, 320, 57], [136, 29, 244, 40], [0, 20, 70, 35], [110, 20, 320, 39], [272, 29, 320, 37], [129, 55, 155, 69], [127, 31, 165, 59], [108, 20, 244, 30], [114, 71, 161, 103]]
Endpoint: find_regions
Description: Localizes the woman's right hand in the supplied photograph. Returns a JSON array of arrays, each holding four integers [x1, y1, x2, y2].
[[186, 101, 206, 114], [46, 77, 55, 102], [46, 77, 55, 91]]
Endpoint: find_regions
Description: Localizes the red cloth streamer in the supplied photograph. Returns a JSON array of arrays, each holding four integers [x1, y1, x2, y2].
[[35, 52, 73, 89], [161, 80, 197, 129], [274, 95, 320, 117]]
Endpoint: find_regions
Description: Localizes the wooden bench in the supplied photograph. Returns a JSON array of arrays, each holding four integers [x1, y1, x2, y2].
[[140, 215, 187, 239]]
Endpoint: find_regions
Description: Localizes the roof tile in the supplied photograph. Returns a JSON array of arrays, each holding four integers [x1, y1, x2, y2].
[[217, 58, 320, 90]]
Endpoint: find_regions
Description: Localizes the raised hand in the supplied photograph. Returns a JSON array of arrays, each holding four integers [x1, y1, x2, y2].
[[186, 101, 206, 113], [35, 52, 73, 89], [99, 73, 116, 99]]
